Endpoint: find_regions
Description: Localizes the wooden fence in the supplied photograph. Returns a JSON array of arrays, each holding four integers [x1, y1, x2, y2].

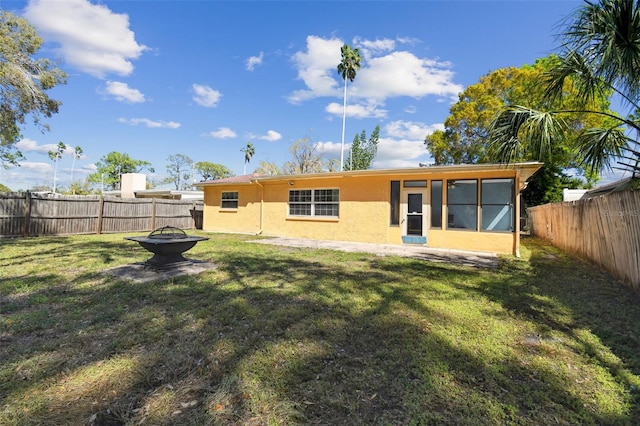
[[528, 189, 640, 292], [0, 192, 203, 237]]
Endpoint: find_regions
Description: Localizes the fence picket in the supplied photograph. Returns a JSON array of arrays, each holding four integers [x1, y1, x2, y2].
[[529, 189, 640, 292], [0, 192, 203, 237]]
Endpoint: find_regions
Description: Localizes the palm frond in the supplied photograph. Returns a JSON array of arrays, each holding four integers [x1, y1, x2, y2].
[[524, 110, 566, 161], [487, 106, 534, 163], [544, 51, 606, 106], [488, 106, 566, 164], [562, 0, 640, 101], [576, 126, 630, 173]]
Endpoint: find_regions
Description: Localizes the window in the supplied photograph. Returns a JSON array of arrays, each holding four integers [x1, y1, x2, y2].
[[431, 180, 442, 228], [221, 191, 238, 209], [289, 189, 339, 218], [481, 179, 514, 232], [447, 180, 477, 230], [403, 180, 427, 187], [390, 181, 400, 225]]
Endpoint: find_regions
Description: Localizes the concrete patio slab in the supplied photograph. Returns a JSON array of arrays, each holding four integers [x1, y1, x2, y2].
[[248, 237, 498, 268]]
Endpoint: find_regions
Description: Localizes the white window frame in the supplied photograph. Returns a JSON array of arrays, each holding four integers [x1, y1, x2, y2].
[[288, 189, 339, 218]]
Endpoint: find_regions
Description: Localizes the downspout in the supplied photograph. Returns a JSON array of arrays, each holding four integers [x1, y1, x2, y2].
[[514, 169, 521, 258], [255, 180, 264, 235]]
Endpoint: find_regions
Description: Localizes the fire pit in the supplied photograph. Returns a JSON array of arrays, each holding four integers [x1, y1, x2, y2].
[[125, 226, 209, 270]]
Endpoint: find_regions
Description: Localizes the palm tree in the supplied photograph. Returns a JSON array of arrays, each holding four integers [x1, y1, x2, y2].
[[241, 142, 255, 174], [69, 145, 83, 190], [47, 141, 66, 193], [337, 44, 361, 172], [489, 0, 640, 177]]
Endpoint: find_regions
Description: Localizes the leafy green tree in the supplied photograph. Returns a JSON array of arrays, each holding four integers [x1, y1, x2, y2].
[[253, 160, 281, 176], [163, 153, 194, 190], [64, 180, 94, 196], [425, 56, 615, 204], [47, 141, 65, 193], [283, 137, 323, 174], [489, 0, 640, 179], [0, 11, 67, 167], [0, 182, 11, 192], [241, 142, 255, 174], [337, 44, 361, 171], [87, 151, 154, 191], [193, 161, 234, 181], [346, 124, 379, 170]]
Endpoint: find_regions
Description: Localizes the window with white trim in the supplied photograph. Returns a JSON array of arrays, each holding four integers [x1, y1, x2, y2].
[[221, 191, 238, 209], [289, 189, 339, 217]]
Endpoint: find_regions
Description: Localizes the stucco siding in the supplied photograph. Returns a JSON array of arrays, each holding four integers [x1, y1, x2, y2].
[[202, 185, 261, 234], [197, 163, 543, 255], [428, 229, 514, 253], [260, 176, 391, 243]]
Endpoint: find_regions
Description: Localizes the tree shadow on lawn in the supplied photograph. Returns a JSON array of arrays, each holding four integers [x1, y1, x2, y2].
[[468, 237, 640, 419], [0, 236, 144, 272], [1, 243, 637, 424]]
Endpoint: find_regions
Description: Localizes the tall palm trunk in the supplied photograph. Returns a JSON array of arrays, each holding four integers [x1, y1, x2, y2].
[[52, 160, 58, 193], [340, 75, 347, 171]]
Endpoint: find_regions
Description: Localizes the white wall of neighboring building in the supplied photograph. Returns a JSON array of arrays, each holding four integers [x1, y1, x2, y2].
[[563, 188, 588, 202], [121, 173, 146, 198]]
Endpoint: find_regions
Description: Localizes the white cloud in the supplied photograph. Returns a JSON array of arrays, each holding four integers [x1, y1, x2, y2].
[[374, 137, 430, 169], [315, 141, 342, 158], [208, 127, 237, 139], [385, 120, 443, 140], [258, 130, 282, 142], [356, 51, 463, 101], [287, 36, 343, 103], [24, 0, 147, 77], [192, 84, 222, 107], [246, 52, 264, 71], [118, 118, 181, 128], [103, 81, 145, 103], [16, 138, 47, 154], [80, 164, 97, 173], [17, 140, 61, 156], [16, 161, 52, 173], [325, 101, 387, 119], [353, 36, 395, 61], [15, 139, 86, 157], [288, 35, 463, 106]]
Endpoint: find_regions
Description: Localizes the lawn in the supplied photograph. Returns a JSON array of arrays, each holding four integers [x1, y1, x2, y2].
[[1, 232, 639, 425]]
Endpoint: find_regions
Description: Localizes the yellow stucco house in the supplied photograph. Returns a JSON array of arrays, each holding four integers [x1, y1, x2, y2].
[[194, 162, 542, 256]]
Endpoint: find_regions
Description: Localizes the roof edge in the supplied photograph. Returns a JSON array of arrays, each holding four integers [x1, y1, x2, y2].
[[194, 162, 544, 186]]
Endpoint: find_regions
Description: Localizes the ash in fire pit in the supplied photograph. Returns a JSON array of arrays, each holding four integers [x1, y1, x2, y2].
[[125, 226, 209, 270]]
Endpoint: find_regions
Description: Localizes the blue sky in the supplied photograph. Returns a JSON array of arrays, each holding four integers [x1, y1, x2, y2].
[[1, 0, 608, 191]]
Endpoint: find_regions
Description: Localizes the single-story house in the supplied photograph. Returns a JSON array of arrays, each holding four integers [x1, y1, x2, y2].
[[194, 162, 543, 256]]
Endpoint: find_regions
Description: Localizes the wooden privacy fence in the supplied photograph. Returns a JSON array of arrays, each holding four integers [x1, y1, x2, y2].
[[528, 189, 640, 292], [0, 192, 203, 237]]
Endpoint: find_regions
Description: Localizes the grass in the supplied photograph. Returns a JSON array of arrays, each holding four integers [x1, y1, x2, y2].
[[1, 232, 639, 425]]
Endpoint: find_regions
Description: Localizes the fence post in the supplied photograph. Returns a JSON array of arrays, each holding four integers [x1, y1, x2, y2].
[[151, 198, 156, 230], [96, 195, 104, 234], [23, 191, 32, 237]]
